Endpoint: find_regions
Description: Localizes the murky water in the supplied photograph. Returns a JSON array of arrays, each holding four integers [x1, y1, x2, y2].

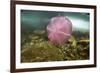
[[21, 10, 89, 63]]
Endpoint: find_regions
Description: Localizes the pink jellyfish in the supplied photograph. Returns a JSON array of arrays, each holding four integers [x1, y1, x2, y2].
[[47, 16, 72, 45]]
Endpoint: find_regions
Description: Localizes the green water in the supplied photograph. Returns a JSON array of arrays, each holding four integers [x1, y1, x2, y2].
[[21, 10, 89, 32]]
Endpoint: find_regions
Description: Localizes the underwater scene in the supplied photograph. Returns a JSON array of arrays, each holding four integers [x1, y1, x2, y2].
[[21, 10, 90, 63]]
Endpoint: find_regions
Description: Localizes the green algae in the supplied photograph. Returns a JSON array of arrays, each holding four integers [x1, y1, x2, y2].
[[21, 30, 89, 63]]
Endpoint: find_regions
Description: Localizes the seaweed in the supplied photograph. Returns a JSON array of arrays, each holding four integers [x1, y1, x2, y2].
[[21, 30, 89, 63]]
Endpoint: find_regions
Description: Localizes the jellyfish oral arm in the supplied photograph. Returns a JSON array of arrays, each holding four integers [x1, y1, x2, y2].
[[47, 26, 71, 37], [58, 31, 71, 37]]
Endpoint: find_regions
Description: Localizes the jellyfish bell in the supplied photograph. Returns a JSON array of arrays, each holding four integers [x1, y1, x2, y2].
[[47, 16, 72, 45]]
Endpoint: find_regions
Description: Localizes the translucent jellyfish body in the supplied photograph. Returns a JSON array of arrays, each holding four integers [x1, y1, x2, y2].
[[47, 16, 72, 44]]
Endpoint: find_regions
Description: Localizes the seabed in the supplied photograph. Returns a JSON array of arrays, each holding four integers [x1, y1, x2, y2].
[[21, 30, 89, 63]]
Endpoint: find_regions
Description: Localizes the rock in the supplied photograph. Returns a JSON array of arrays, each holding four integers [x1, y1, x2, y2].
[[33, 30, 45, 35]]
